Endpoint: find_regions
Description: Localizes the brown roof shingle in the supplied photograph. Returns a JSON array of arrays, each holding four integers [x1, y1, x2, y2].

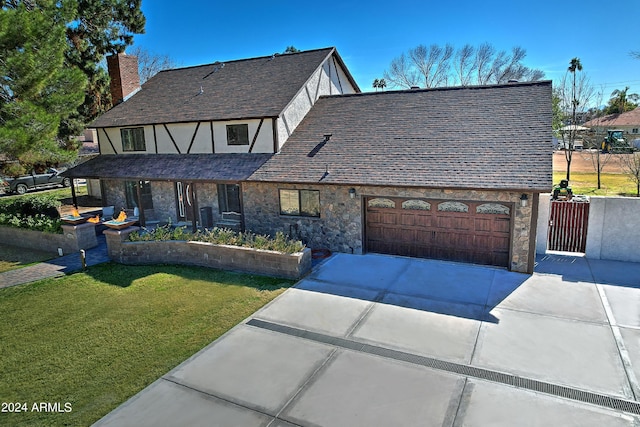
[[583, 108, 640, 128], [92, 48, 359, 128], [63, 153, 272, 182], [249, 81, 553, 191]]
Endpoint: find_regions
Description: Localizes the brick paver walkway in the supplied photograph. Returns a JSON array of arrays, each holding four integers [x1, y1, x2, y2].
[[0, 235, 109, 289]]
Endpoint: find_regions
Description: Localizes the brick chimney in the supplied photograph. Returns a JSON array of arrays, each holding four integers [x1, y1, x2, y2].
[[107, 53, 141, 105]]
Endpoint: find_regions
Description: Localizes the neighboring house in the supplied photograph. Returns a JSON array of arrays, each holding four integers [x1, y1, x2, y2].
[[65, 48, 552, 274], [583, 108, 640, 137]]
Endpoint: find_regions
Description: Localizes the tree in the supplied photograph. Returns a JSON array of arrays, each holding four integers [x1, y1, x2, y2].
[[65, 0, 146, 131], [284, 46, 300, 53], [620, 152, 640, 196], [384, 43, 544, 89], [603, 86, 639, 114], [581, 89, 613, 190], [0, 1, 87, 175], [129, 46, 178, 84], [557, 58, 593, 181], [372, 78, 386, 92]]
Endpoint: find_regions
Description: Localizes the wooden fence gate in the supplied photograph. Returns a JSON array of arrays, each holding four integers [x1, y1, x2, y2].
[[547, 200, 590, 253]]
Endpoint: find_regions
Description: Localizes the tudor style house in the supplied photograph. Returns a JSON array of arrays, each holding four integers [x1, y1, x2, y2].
[[65, 48, 552, 273]]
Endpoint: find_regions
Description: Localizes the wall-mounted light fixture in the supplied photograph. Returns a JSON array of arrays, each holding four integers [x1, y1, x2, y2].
[[520, 194, 529, 207], [349, 188, 356, 199]]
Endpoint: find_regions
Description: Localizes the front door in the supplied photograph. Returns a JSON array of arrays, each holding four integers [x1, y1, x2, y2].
[[176, 182, 195, 222]]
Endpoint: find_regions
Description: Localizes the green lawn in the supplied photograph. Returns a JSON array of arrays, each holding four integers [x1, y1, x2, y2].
[[0, 244, 54, 273], [0, 264, 293, 426], [554, 171, 638, 197]]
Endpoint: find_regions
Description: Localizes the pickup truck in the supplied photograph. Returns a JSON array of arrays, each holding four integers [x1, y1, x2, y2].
[[0, 168, 71, 195]]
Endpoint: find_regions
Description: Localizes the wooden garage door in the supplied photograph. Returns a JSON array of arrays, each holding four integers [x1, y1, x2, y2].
[[365, 197, 511, 267]]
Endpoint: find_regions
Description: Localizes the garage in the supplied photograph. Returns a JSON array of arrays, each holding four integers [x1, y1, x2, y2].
[[365, 197, 512, 267]]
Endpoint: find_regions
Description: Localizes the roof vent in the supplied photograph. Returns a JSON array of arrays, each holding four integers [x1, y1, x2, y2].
[[410, 86, 420, 90], [323, 134, 332, 142], [508, 79, 519, 83]]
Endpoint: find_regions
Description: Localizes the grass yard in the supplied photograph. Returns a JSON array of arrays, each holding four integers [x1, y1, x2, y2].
[[0, 244, 55, 273], [553, 171, 637, 197], [0, 264, 293, 426]]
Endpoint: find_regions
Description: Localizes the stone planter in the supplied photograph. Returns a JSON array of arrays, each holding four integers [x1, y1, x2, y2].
[[0, 222, 97, 255], [104, 226, 311, 280]]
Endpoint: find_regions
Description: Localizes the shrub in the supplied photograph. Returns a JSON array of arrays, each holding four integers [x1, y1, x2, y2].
[[0, 194, 61, 218], [128, 225, 305, 254], [0, 212, 62, 233]]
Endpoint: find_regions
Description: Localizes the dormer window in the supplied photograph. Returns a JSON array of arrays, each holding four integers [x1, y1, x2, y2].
[[121, 127, 146, 151], [227, 124, 249, 145]]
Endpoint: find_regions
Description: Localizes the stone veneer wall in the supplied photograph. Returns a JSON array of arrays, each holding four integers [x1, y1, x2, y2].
[[194, 183, 221, 226], [242, 182, 536, 273], [104, 226, 311, 279], [0, 222, 97, 254]]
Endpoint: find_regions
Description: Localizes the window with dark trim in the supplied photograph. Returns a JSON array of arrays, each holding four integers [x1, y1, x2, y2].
[[217, 184, 241, 213], [125, 181, 153, 210], [279, 189, 320, 217], [121, 127, 146, 151], [226, 124, 249, 145]]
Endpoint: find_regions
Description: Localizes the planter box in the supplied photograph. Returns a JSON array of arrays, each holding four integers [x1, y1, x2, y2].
[[104, 227, 311, 280], [0, 222, 97, 255]]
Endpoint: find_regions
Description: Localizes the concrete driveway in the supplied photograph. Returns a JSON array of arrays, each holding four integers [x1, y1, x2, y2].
[[95, 253, 640, 426]]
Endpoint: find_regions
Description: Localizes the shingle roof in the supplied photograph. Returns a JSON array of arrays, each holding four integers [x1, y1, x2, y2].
[[91, 48, 358, 128], [583, 108, 640, 128], [63, 154, 272, 182], [249, 81, 553, 191]]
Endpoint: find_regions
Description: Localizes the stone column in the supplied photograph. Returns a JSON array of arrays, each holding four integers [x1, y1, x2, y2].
[[61, 222, 98, 252], [104, 226, 141, 262]]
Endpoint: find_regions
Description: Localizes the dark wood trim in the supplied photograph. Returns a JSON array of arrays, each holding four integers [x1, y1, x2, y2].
[[97, 130, 102, 155], [248, 118, 264, 153], [100, 180, 107, 206], [187, 122, 201, 154], [528, 192, 540, 274], [332, 55, 344, 93], [238, 182, 246, 232], [272, 118, 278, 153], [102, 128, 117, 154], [210, 121, 215, 153], [71, 181, 78, 209], [314, 67, 323, 100], [153, 125, 158, 153], [163, 124, 181, 153], [190, 182, 198, 232]]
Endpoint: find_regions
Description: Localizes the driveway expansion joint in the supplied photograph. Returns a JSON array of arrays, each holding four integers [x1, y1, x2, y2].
[[246, 318, 640, 416]]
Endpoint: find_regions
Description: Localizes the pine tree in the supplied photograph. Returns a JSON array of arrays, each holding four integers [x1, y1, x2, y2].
[[0, 1, 86, 175]]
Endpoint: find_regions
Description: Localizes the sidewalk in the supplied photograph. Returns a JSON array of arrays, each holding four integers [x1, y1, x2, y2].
[[0, 235, 109, 289]]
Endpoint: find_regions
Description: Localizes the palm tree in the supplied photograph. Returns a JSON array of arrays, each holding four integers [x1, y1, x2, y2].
[[372, 79, 380, 91], [378, 78, 387, 91], [565, 58, 582, 181]]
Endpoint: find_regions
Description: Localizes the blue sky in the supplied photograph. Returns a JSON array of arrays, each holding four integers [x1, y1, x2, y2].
[[134, 0, 640, 102]]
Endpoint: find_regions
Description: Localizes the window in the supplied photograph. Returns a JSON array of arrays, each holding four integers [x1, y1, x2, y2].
[[226, 124, 249, 145], [121, 127, 146, 151], [633, 128, 639, 134], [125, 181, 153, 210], [217, 184, 241, 213], [279, 189, 320, 217]]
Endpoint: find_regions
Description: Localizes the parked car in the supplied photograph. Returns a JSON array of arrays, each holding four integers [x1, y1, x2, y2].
[[1, 168, 71, 195]]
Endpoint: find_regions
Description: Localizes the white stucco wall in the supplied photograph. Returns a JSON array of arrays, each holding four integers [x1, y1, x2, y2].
[[277, 55, 358, 149], [97, 119, 275, 155], [536, 195, 640, 263]]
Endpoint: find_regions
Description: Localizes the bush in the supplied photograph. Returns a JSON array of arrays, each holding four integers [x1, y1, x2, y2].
[[0, 212, 62, 233], [128, 225, 305, 254], [0, 194, 61, 218]]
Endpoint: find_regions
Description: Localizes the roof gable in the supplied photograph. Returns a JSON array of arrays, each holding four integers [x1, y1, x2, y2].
[[249, 81, 553, 191], [92, 48, 355, 128]]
